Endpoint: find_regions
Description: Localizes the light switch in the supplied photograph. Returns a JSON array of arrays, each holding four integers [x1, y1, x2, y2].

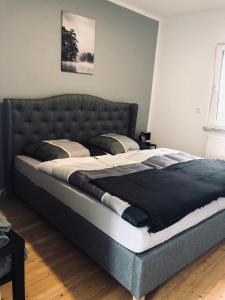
[[195, 107, 201, 114]]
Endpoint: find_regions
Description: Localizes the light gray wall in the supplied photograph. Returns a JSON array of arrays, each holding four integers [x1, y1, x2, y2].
[[0, 0, 158, 189]]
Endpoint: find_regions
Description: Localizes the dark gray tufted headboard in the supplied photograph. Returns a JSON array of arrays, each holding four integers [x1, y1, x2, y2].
[[3, 94, 138, 192]]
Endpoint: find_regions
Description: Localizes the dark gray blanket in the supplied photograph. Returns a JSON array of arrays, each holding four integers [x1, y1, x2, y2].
[[91, 159, 225, 232], [39, 150, 225, 231]]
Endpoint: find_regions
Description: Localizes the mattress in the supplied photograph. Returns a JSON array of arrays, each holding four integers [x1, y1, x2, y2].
[[15, 155, 225, 253]]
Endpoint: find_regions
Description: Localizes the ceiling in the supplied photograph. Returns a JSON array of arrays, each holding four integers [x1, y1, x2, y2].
[[108, 0, 225, 19]]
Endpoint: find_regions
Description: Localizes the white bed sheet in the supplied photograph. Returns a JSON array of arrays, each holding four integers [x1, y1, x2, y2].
[[15, 155, 225, 253]]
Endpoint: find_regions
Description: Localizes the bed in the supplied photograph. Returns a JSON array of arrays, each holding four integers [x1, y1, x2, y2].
[[3, 94, 225, 300]]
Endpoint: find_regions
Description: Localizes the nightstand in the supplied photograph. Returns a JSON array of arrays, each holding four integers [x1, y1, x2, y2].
[[138, 141, 157, 150], [0, 230, 25, 300]]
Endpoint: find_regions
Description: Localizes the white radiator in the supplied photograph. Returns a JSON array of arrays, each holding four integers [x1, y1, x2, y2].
[[205, 134, 225, 159]]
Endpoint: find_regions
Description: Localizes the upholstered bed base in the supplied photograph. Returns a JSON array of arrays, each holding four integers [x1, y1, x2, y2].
[[14, 169, 225, 299]]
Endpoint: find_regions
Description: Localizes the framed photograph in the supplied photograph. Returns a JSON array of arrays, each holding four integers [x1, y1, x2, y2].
[[61, 11, 95, 75]]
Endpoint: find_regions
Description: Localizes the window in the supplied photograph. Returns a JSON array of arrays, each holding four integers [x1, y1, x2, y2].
[[208, 45, 225, 129]]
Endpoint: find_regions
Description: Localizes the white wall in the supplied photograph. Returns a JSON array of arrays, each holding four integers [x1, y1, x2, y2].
[[149, 10, 225, 156]]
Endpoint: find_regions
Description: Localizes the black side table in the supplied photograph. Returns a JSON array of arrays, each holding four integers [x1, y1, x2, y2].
[[0, 230, 25, 300], [138, 141, 157, 150]]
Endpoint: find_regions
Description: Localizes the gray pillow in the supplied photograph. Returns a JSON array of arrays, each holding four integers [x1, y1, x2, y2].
[[24, 139, 90, 161], [89, 133, 139, 155]]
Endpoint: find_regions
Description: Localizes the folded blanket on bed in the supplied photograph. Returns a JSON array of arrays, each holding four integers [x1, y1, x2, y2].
[[39, 148, 208, 231], [92, 159, 225, 232], [38, 148, 225, 232]]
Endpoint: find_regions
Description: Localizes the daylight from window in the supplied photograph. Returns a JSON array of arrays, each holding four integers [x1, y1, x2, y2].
[[217, 50, 225, 121], [208, 45, 225, 129]]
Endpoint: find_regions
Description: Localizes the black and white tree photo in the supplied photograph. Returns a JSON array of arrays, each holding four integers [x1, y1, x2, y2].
[[61, 12, 95, 74]]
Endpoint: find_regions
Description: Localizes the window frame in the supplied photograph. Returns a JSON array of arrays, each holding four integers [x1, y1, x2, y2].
[[208, 44, 225, 129]]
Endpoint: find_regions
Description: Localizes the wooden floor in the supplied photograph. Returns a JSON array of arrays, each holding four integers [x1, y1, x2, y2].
[[1, 198, 225, 300]]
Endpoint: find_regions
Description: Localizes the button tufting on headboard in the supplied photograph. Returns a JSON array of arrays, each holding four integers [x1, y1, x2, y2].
[[3, 94, 138, 194]]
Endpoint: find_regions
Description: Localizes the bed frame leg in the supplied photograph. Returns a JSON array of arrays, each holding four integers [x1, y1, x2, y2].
[[132, 296, 145, 300]]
